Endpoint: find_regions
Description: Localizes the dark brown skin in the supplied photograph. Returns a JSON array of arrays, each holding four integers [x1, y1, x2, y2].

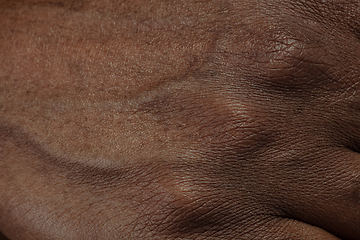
[[1, 0, 360, 239]]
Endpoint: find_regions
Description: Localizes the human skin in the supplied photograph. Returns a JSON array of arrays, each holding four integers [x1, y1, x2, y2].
[[0, 0, 360, 239]]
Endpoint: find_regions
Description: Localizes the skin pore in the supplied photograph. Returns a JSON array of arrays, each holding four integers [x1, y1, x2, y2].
[[1, 0, 360, 239]]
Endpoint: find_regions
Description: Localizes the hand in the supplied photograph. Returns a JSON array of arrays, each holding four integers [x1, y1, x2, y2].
[[1, 0, 360, 239]]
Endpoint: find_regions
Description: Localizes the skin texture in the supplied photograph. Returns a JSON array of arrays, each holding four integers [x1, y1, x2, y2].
[[0, 0, 360, 239]]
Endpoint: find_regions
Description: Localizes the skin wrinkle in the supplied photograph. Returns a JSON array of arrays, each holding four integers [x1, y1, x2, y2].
[[0, 8, 266, 169], [287, 0, 360, 39], [1, 0, 360, 239], [0, 0, 248, 171], [0, 119, 193, 227], [0, 120, 259, 239]]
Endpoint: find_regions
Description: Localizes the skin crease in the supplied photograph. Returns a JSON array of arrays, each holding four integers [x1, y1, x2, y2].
[[0, 0, 360, 239]]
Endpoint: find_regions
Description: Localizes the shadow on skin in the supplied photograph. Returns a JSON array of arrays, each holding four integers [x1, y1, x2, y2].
[[0, 232, 9, 240]]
